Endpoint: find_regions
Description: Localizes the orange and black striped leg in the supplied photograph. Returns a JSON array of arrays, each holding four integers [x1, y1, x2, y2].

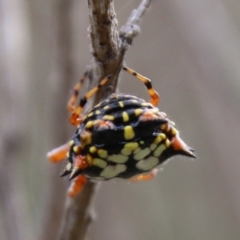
[[67, 71, 89, 126], [70, 75, 112, 126], [122, 66, 160, 106], [47, 143, 69, 163], [68, 71, 88, 113], [130, 169, 158, 182]]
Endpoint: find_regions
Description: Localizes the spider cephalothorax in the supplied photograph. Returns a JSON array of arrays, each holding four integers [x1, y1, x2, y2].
[[47, 66, 195, 197]]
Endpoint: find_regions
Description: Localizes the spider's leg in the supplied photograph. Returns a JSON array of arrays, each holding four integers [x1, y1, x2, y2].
[[68, 175, 87, 198], [130, 169, 158, 182], [67, 154, 89, 197], [47, 143, 69, 163], [122, 66, 159, 106], [70, 75, 111, 126], [68, 71, 88, 114]]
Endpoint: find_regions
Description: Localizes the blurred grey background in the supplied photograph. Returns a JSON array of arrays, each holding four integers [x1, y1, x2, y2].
[[1, 0, 240, 240]]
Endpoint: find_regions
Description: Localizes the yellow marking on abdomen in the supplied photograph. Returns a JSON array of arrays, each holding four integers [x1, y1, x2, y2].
[[103, 115, 114, 121], [153, 144, 166, 157], [134, 147, 151, 160], [124, 126, 135, 140], [93, 158, 107, 168], [141, 102, 150, 107], [98, 149, 108, 159], [73, 146, 79, 153], [119, 142, 139, 157], [165, 139, 171, 148], [136, 156, 159, 171], [122, 111, 129, 122], [121, 148, 132, 156], [95, 110, 101, 115], [86, 121, 94, 129], [118, 101, 124, 108], [154, 133, 165, 144], [170, 127, 178, 136], [150, 143, 157, 151], [135, 108, 143, 116], [124, 142, 139, 151], [108, 154, 128, 163], [103, 105, 110, 110], [89, 146, 97, 154], [100, 164, 127, 178], [133, 147, 141, 154]]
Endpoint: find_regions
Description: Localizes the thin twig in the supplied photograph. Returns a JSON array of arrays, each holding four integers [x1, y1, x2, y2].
[[120, 0, 152, 46], [58, 1, 152, 239]]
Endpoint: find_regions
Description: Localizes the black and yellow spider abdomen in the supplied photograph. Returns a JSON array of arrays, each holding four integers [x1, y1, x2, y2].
[[67, 93, 194, 180], [48, 65, 195, 197]]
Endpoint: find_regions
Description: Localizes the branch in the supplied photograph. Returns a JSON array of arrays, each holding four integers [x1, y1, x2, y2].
[[87, 0, 119, 63], [120, 0, 152, 46], [58, 1, 152, 239], [58, 181, 99, 240]]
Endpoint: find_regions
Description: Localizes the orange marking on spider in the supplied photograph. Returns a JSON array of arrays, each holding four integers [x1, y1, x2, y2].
[[139, 111, 160, 121], [69, 155, 90, 180], [171, 135, 186, 151], [130, 169, 158, 182], [171, 135, 196, 158], [94, 119, 114, 129], [74, 155, 89, 169], [69, 113, 83, 126]]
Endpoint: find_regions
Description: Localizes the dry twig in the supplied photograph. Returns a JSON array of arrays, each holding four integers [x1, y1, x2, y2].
[[58, 1, 152, 239]]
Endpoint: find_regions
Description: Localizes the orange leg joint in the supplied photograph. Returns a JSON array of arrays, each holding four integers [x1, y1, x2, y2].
[[68, 175, 87, 198], [47, 143, 69, 163]]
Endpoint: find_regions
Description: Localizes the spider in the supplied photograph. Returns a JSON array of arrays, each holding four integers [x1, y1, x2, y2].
[[47, 66, 195, 197]]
